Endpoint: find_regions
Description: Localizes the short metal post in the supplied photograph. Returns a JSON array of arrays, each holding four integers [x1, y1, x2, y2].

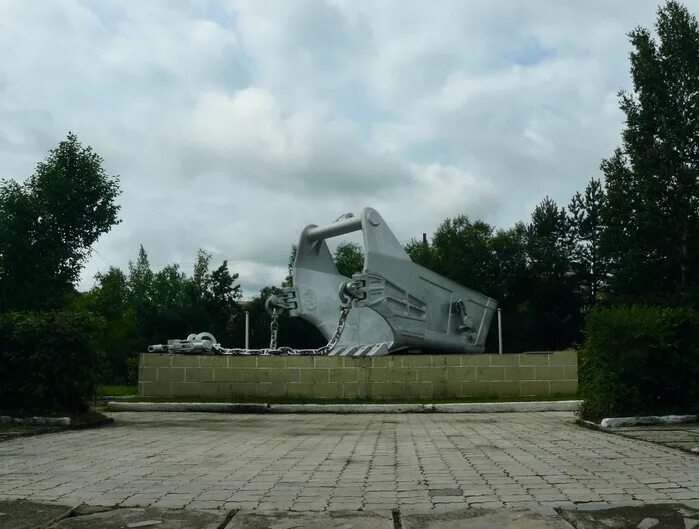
[[245, 311, 250, 349], [497, 308, 503, 355]]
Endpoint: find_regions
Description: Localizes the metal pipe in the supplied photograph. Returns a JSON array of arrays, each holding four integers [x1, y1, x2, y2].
[[245, 311, 250, 349], [497, 308, 503, 355], [306, 217, 362, 242]]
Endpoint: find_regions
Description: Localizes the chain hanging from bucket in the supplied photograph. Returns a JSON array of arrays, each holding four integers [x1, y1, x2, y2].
[[147, 281, 362, 356], [213, 298, 353, 356]]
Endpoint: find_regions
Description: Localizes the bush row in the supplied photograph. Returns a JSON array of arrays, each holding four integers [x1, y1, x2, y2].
[[579, 305, 699, 420], [0, 311, 103, 414]]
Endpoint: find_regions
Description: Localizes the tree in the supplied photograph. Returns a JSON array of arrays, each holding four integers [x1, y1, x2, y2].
[[526, 197, 582, 349], [601, 1, 699, 302], [426, 215, 498, 295], [568, 178, 606, 307], [0, 132, 121, 310], [334, 242, 364, 278]]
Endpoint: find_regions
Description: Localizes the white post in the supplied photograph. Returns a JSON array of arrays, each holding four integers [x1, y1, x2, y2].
[[245, 311, 250, 349], [497, 308, 503, 355]]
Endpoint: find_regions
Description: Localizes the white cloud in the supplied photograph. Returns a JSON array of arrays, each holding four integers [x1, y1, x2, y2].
[[0, 0, 673, 296]]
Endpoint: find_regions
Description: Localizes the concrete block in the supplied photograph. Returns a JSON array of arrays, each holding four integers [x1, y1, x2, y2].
[[345, 357, 370, 368], [256, 356, 283, 368], [549, 349, 578, 366], [226, 356, 257, 368], [171, 355, 200, 368], [241, 368, 271, 383], [198, 382, 230, 397], [401, 355, 432, 367], [370, 382, 404, 398], [230, 382, 258, 397], [286, 356, 314, 368], [314, 356, 343, 368], [212, 368, 238, 382], [299, 369, 329, 384], [564, 366, 578, 380], [367, 368, 389, 382], [199, 356, 227, 368], [185, 367, 213, 383], [158, 367, 185, 383], [406, 382, 434, 398], [461, 354, 490, 366], [446, 366, 475, 382], [170, 382, 203, 397], [285, 383, 314, 397], [432, 381, 448, 398], [329, 369, 358, 383], [386, 368, 417, 383], [446, 381, 463, 397], [139, 367, 157, 383], [490, 354, 519, 366], [519, 353, 550, 366], [431, 354, 462, 366], [461, 382, 492, 396], [141, 354, 172, 367], [271, 368, 300, 383], [475, 366, 505, 381], [313, 383, 341, 398], [342, 382, 368, 399], [417, 367, 447, 382], [549, 380, 578, 395], [505, 366, 536, 381], [534, 366, 566, 380], [520, 381, 550, 396], [370, 356, 396, 368], [489, 381, 520, 396], [256, 383, 287, 398]]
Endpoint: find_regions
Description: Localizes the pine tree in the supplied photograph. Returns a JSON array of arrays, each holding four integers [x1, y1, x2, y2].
[[601, 1, 699, 301]]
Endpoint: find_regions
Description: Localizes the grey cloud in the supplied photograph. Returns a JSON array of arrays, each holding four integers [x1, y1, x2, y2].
[[0, 0, 671, 296]]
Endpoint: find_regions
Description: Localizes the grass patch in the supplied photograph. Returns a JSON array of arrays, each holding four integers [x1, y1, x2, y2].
[[97, 385, 138, 397]]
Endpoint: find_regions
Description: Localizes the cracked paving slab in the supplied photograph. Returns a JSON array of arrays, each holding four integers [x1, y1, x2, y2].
[[0, 500, 72, 529], [53, 506, 229, 529], [1, 412, 698, 512]]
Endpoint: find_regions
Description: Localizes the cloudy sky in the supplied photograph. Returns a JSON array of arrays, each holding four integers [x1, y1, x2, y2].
[[0, 0, 679, 295]]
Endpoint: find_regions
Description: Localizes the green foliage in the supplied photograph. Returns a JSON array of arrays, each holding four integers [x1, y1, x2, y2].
[[0, 132, 121, 311], [579, 305, 699, 420], [76, 246, 243, 382], [333, 242, 364, 278], [568, 179, 606, 307], [601, 1, 699, 302], [0, 311, 103, 413]]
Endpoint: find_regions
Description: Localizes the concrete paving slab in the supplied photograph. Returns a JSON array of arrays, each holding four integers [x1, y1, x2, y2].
[[401, 507, 573, 528], [557, 503, 699, 529], [54, 506, 229, 529], [224, 510, 393, 529], [3, 412, 699, 511], [0, 500, 72, 529]]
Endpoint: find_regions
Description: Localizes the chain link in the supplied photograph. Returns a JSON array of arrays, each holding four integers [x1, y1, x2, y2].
[[215, 301, 353, 356]]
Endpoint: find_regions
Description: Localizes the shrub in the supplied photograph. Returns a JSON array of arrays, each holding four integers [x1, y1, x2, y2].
[[0, 311, 103, 414], [579, 305, 699, 421]]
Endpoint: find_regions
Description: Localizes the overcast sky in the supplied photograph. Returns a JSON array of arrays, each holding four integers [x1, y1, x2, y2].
[[0, 0, 683, 296]]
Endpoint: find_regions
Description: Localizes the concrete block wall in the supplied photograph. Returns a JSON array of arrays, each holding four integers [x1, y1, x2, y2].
[[138, 351, 577, 400]]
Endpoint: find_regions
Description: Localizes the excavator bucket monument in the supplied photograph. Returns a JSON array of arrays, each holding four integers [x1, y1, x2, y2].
[[271, 207, 497, 356]]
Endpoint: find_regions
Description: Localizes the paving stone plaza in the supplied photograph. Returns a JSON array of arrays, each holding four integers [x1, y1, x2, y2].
[[1, 411, 698, 516]]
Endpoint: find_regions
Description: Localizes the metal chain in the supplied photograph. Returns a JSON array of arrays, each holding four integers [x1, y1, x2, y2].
[[214, 301, 353, 356], [269, 308, 279, 349]]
